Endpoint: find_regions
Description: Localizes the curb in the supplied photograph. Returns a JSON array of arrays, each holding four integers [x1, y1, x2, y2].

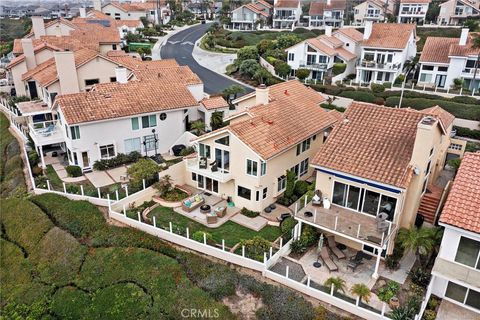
[[154, 23, 201, 60]]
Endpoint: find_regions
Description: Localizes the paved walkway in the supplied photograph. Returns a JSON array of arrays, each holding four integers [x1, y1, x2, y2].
[[231, 214, 268, 231], [85, 171, 115, 188], [379, 251, 416, 285]]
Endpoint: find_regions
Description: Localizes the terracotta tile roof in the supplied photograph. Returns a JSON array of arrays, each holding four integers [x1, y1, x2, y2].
[[275, 0, 300, 8], [363, 23, 415, 49], [312, 102, 436, 188], [12, 36, 85, 55], [440, 152, 480, 233], [422, 105, 455, 130], [56, 79, 198, 125], [70, 24, 121, 44], [309, 0, 346, 15], [400, 0, 431, 3], [305, 37, 357, 61], [419, 37, 459, 63], [307, 38, 336, 55], [7, 43, 60, 68], [72, 16, 142, 28], [268, 80, 326, 105], [328, 109, 344, 122], [133, 65, 202, 85], [25, 18, 78, 38], [333, 28, 364, 42], [448, 33, 480, 57], [257, 0, 273, 8], [107, 1, 161, 12], [86, 9, 112, 19], [200, 96, 229, 110], [318, 34, 344, 48], [244, 3, 270, 16]]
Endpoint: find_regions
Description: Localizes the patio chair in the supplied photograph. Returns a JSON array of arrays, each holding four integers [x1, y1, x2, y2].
[[312, 190, 322, 206], [326, 235, 346, 260], [320, 246, 338, 272], [38, 124, 55, 137], [347, 251, 364, 271]]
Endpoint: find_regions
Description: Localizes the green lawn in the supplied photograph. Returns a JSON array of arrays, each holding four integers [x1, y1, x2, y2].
[[148, 206, 282, 248]]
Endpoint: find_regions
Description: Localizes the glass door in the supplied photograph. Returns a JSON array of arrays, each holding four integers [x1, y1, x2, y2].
[[81, 151, 90, 169], [215, 148, 230, 173]]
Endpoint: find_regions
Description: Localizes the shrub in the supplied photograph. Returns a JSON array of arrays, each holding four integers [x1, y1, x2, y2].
[[332, 63, 346, 76], [265, 56, 277, 65], [293, 180, 309, 197], [240, 207, 260, 218], [290, 239, 307, 254], [192, 231, 214, 244], [371, 83, 385, 93], [65, 184, 81, 194], [127, 158, 159, 188], [34, 176, 48, 189], [427, 296, 440, 310], [284, 170, 297, 199], [296, 68, 310, 81], [274, 62, 291, 78], [377, 280, 400, 302], [28, 150, 39, 168], [179, 146, 195, 156], [373, 97, 385, 105], [451, 95, 480, 105], [339, 90, 376, 103], [409, 268, 431, 287], [320, 103, 346, 112], [423, 310, 437, 320], [383, 82, 392, 88], [239, 236, 271, 261], [225, 63, 238, 75], [280, 217, 296, 233], [299, 225, 318, 247], [66, 165, 82, 177], [239, 59, 261, 77], [454, 126, 480, 139], [394, 73, 405, 84], [153, 175, 173, 196], [32, 166, 43, 177], [236, 45, 258, 62], [276, 34, 301, 49], [93, 152, 141, 170]]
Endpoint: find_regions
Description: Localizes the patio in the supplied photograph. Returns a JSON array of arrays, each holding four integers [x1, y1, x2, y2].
[[436, 300, 479, 320]]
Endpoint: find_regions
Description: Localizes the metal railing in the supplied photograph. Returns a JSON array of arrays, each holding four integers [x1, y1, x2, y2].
[[357, 60, 401, 70], [299, 62, 328, 70], [28, 120, 59, 137]]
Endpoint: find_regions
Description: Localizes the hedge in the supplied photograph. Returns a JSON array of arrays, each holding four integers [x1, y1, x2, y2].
[[338, 90, 376, 103], [454, 126, 480, 140], [385, 97, 480, 121]]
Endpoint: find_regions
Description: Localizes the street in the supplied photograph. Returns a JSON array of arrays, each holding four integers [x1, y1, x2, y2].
[[160, 23, 252, 95]]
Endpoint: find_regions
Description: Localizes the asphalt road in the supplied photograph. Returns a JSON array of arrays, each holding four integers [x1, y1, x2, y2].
[[160, 23, 252, 95]]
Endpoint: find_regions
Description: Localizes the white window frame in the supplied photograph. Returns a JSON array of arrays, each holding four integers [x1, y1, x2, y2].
[[99, 144, 116, 159], [246, 159, 258, 176]]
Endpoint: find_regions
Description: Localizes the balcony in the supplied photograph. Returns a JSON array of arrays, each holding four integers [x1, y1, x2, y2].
[[357, 60, 401, 71], [299, 62, 328, 70], [364, 13, 381, 19], [461, 68, 480, 77], [295, 201, 396, 248], [185, 157, 233, 183], [28, 120, 65, 146], [273, 15, 296, 20]]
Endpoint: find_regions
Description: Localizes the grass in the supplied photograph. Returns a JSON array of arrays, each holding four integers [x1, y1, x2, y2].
[[148, 206, 282, 248], [45, 164, 63, 189]]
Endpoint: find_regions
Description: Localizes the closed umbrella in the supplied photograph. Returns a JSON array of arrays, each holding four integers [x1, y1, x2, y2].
[[314, 234, 324, 267]]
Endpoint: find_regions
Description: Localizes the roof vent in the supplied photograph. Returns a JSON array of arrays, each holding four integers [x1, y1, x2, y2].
[[421, 116, 436, 126], [343, 118, 349, 124], [284, 90, 289, 95]]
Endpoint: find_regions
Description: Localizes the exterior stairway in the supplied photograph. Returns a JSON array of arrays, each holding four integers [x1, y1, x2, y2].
[[418, 185, 443, 224]]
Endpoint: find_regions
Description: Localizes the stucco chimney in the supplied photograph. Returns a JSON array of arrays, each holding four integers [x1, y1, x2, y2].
[[54, 25, 62, 37], [21, 39, 37, 70], [115, 66, 128, 84], [93, 0, 102, 12], [363, 21, 373, 40], [256, 84, 269, 105], [54, 51, 80, 94], [79, 7, 87, 18], [459, 28, 469, 46], [31, 16, 46, 39], [325, 26, 332, 37]]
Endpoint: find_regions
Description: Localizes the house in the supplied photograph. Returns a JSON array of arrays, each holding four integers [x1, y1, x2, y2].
[[295, 102, 463, 278], [308, 0, 346, 28], [420, 152, 480, 319], [397, 0, 431, 24], [273, 0, 302, 29], [183, 81, 341, 212], [355, 22, 416, 84], [198, 96, 231, 131], [353, 0, 395, 25], [228, 0, 272, 30], [95, 0, 171, 25], [418, 29, 480, 90], [285, 26, 362, 81], [438, 0, 480, 25]]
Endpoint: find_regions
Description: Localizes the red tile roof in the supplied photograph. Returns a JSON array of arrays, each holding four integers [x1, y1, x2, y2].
[[400, 0, 431, 3], [363, 23, 416, 49], [422, 105, 455, 131], [275, 0, 300, 8], [200, 96, 229, 110], [309, 0, 346, 15], [334, 28, 364, 42], [419, 37, 459, 63], [440, 152, 480, 233]]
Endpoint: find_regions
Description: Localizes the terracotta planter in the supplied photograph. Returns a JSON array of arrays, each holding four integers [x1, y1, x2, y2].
[[389, 296, 400, 309]]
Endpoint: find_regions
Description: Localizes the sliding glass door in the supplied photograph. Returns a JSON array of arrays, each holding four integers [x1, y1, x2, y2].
[[215, 148, 230, 173]]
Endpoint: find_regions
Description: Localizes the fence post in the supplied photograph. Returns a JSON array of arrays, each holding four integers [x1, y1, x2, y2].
[[330, 285, 334, 296], [357, 224, 361, 238], [122, 204, 126, 215], [169, 222, 173, 233], [381, 303, 386, 316], [97, 187, 101, 198], [137, 212, 141, 221], [242, 245, 245, 257], [264, 252, 267, 265], [125, 185, 129, 197], [158, 172, 161, 181], [356, 296, 360, 306], [460, 87, 463, 95], [423, 84, 426, 91], [434, 85, 438, 92], [314, 209, 317, 223], [80, 185, 84, 196], [304, 195, 307, 208], [280, 237, 283, 248], [203, 232, 207, 244], [222, 239, 225, 251], [269, 247, 273, 258], [447, 88, 450, 94], [334, 216, 338, 230], [307, 276, 311, 287], [295, 202, 298, 215], [186, 227, 189, 239], [115, 190, 119, 201], [46, 180, 51, 191], [153, 216, 156, 228], [107, 194, 111, 212], [472, 88, 476, 97], [63, 182, 66, 193], [142, 179, 146, 190], [285, 265, 289, 279]]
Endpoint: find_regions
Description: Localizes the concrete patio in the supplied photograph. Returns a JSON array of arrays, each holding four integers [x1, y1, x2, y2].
[[436, 300, 479, 320], [85, 171, 116, 188]]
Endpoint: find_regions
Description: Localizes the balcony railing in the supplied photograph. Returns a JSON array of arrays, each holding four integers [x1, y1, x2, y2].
[[462, 68, 480, 76], [185, 157, 233, 183], [364, 13, 381, 18], [273, 15, 296, 20], [28, 120, 65, 146], [299, 62, 328, 70], [357, 60, 401, 70], [400, 10, 426, 15]]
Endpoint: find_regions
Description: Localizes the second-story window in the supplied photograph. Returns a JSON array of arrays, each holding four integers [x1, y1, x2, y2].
[[131, 117, 139, 130], [260, 161, 267, 176], [288, 53, 294, 61], [215, 136, 229, 146], [454, 237, 480, 269], [142, 115, 157, 128], [199, 143, 210, 158], [85, 79, 100, 86], [246, 159, 258, 176], [70, 126, 80, 140], [296, 137, 311, 155]]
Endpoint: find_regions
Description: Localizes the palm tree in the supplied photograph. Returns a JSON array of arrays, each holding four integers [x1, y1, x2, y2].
[[210, 111, 224, 131], [350, 283, 371, 304], [397, 227, 441, 266], [324, 277, 346, 294], [190, 120, 205, 135], [222, 85, 245, 105], [469, 34, 480, 91]]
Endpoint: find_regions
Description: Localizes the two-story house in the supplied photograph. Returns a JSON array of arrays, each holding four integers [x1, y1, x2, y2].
[[295, 102, 460, 279], [418, 29, 480, 90], [228, 0, 272, 30], [285, 26, 362, 81], [438, 0, 480, 25], [308, 0, 346, 28], [184, 81, 341, 212], [398, 0, 430, 23], [420, 152, 480, 319], [353, 0, 395, 25], [273, 0, 302, 29], [95, 0, 171, 25], [355, 22, 416, 84]]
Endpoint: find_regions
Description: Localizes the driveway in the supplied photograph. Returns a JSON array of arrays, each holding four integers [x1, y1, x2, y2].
[[160, 23, 253, 95]]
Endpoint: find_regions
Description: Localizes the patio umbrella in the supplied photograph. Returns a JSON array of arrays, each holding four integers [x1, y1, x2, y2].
[[315, 234, 324, 265]]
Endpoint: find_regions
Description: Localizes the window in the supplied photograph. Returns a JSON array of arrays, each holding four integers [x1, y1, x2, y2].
[[290, 164, 299, 177], [455, 237, 480, 269], [112, 44, 117, 50], [237, 185, 251, 200], [278, 175, 286, 192], [260, 161, 267, 176], [131, 118, 139, 130], [332, 181, 348, 206], [256, 190, 260, 201], [73, 152, 78, 165], [307, 54, 316, 65], [159, 113, 167, 121], [362, 190, 380, 216], [65, 124, 69, 138], [438, 66, 448, 72], [419, 73, 432, 82], [49, 92, 58, 103], [143, 134, 157, 151], [70, 126, 80, 140], [100, 144, 115, 159], [347, 185, 361, 211], [262, 187, 267, 199], [192, 173, 197, 181], [288, 53, 295, 61], [142, 115, 157, 128], [445, 281, 480, 310], [85, 79, 100, 86], [300, 158, 309, 176], [199, 143, 211, 158], [246, 159, 258, 176], [422, 65, 434, 71], [124, 138, 141, 153], [197, 174, 204, 188], [215, 136, 229, 146], [110, 77, 116, 82], [296, 138, 311, 155]]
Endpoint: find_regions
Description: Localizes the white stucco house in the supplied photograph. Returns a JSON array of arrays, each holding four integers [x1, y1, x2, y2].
[[438, 0, 480, 25], [420, 152, 480, 319], [273, 0, 302, 29], [353, 0, 395, 25], [228, 0, 272, 30], [397, 0, 431, 23], [308, 0, 346, 28]]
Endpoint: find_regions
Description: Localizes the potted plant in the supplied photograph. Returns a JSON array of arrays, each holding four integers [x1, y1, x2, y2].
[[389, 296, 400, 309]]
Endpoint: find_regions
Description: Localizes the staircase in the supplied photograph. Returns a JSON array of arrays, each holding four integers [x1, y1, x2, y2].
[[418, 185, 443, 224]]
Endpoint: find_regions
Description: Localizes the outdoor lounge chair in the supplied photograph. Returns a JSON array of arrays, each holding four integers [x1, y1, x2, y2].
[[326, 235, 346, 260], [347, 251, 364, 271], [38, 124, 55, 137], [312, 190, 322, 206], [320, 246, 338, 272]]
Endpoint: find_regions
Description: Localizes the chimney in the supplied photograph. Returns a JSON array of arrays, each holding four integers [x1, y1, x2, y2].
[[255, 84, 269, 105], [54, 51, 80, 94], [115, 66, 128, 84], [325, 25, 332, 37], [21, 39, 37, 70], [79, 7, 87, 18], [93, 0, 102, 12], [31, 16, 46, 39], [363, 21, 373, 40], [55, 25, 62, 37], [459, 28, 469, 46]]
